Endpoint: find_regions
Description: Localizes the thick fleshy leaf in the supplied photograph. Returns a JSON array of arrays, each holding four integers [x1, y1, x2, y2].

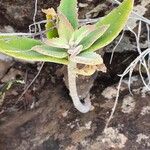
[[31, 45, 68, 58], [44, 38, 69, 49], [70, 25, 95, 45], [71, 52, 103, 65], [42, 8, 58, 39], [58, 13, 74, 41], [85, 0, 134, 52], [0, 36, 42, 52], [79, 25, 109, 50], [58, 0, 78, 29], [75, 65, 97, 76], [0, 36, 68, 64], [3, 50, 68, 64]]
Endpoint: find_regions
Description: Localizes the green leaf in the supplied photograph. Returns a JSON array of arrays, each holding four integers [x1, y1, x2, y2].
[[31, 45, 68, 58], [42, 8, 58, 39], [58, 13, 74, 41], [79, 25, 109, 50], [45, 21, 58, 39], [0, 36, 68, 64], [85, 0, 134, 52], [3, 50, 68, 64], [44, 38, 69, 49], [0, 36, 42, 52], [71, 52, 103, 65], [58, 0, 78, 29], [70, 25, 95, 45]]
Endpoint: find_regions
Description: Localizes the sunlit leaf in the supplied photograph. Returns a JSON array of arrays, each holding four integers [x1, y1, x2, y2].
[[32, 45, 68, 58], [3, 50, 68, 64], [70, 25, 95, 45], [85, 0, 134, 52], [71, 52, 103, 65], [58, 13, 74, 41], [0, 36, 42, 52], [58, 0, 78, 29], [44, 38, 69, 49], [80, 25, 109, 50], [0, 36, 68, 64]]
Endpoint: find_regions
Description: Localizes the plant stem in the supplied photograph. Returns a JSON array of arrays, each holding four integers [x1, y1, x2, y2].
[[68, 61, 92, 113]]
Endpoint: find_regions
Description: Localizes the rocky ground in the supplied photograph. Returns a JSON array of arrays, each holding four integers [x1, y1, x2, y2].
[[0, 0, 150, 150], [0, 63, 150, 150]]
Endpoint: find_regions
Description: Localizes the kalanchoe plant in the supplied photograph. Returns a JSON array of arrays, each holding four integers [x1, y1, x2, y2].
[[0, 0, 134, 113]]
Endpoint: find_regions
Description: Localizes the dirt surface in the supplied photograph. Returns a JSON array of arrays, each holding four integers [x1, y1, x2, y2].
[[0, 0, 150, 150], [0, 52, 150, 150]]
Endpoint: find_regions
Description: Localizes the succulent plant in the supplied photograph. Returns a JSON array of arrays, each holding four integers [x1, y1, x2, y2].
[[0, 0, 134, 113]]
